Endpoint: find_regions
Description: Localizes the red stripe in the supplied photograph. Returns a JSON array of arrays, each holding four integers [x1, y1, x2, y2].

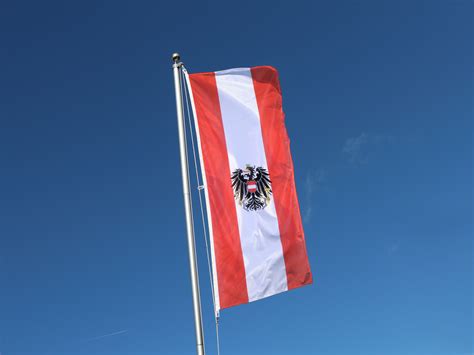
[[251, 66, 313, 290], [189, 73, 249, 309]]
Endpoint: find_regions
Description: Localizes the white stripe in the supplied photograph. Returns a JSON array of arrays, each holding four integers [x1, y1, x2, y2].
[[183, 68, 220, 315], [215, 68, 288, 302]]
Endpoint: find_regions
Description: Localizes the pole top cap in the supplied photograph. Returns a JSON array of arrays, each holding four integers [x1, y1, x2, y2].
[[172, 53, 181, 63]]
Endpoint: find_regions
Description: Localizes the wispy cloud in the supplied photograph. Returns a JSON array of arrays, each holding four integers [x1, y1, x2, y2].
[[387, 243, 400, 254], [342, 133, 395, 165], [342, 132, 369, 164], [303, 168, 326, 223], [82, 329, 128, 343]]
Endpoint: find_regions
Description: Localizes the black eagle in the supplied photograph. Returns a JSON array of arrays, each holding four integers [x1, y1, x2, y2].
[[231, 165, 272, 211]]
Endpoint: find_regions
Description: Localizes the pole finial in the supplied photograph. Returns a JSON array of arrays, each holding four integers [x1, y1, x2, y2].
[[172, 52, 181, 63]]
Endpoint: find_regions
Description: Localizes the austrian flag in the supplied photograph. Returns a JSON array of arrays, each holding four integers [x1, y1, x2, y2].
[[185, 66, 312, 313]]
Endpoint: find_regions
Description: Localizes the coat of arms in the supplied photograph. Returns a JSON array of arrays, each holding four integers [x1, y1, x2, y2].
[[231, 165, 272, 211]]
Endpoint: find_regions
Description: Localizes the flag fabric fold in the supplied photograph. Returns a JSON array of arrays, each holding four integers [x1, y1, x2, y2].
[[185, 66, 312, 313]]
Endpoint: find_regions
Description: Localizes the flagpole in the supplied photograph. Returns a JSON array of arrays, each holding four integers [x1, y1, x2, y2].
[[172, 52, 206, 355]]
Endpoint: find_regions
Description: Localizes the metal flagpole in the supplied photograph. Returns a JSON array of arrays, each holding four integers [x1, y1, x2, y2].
[[172, 52, 206, 355]]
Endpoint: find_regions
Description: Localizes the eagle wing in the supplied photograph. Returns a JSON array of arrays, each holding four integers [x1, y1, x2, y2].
[[255, 167, 272, 199], [231, 168, 248, 203]]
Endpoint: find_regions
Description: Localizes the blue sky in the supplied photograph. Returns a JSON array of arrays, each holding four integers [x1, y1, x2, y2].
[[0, 1, 472, 354]]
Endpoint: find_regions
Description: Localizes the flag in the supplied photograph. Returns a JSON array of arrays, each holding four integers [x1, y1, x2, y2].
[[185, 66, 312, 313]]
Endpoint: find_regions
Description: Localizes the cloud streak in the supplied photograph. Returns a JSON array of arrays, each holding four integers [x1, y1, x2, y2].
[[388, 243, 400, 254], [82, 329, 128, 343], [342, 132, 369, 164], [342, 133, 396, 165], [303, 169, 326, 223]]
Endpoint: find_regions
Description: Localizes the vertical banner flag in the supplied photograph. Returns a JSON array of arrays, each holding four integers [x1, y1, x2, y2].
[[185, 66, 312, 313]]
